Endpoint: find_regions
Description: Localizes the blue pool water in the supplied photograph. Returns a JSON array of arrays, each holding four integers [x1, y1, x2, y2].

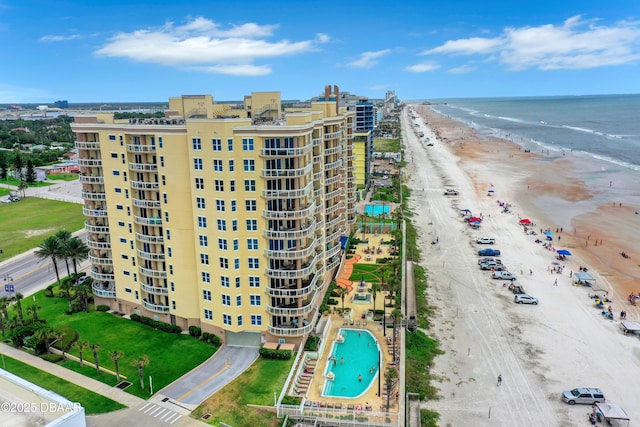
[[364, 204, 390, 216], [322, 329, 380, 398]]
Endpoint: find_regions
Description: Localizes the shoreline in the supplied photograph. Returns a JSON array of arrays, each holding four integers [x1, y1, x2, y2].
[[416, 104, 640, 300]]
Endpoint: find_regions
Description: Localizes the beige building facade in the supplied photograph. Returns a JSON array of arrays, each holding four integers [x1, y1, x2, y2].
[[72, 85, 356, 347]]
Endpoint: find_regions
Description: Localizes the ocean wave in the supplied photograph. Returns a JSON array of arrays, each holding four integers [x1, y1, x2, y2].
[[573, 151, 640, 172]]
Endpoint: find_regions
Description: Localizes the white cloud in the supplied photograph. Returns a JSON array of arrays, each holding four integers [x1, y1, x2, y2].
[[347, 49, 391, 68], [448, 65, 476, 74], [0, 84, 51, 103], [405, 62, 440, 73], [39, 34, 81, 42], [422, 15, 640, 70], [95, 17, 326, 76]]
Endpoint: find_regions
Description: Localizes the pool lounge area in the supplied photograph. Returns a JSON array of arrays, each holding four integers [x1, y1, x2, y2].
[[364, 204, 390, 217]]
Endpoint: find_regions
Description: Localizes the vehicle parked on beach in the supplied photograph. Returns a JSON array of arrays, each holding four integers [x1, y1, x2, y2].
[[492, 271, 517, 281], [514, 294, 538, 304], [561, 388, 606, 405], [476, 237, 496, 244], [481, 262, 505, 271], [478, 248, 501, 256], [478, 257, 502, 265], [444, 189, 459, 195]]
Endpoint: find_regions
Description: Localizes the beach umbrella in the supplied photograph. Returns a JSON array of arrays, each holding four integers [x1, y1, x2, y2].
[[460, 209, 471, 212], [470, 221, 481, 225], [543, 231, 554, 236], [557, 249, 572, 256], [468, 217, 482, 223], [519, 218, 531, 224]]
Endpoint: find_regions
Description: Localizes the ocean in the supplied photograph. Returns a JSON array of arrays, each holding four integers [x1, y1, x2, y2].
[[427, 94, 640, 172]]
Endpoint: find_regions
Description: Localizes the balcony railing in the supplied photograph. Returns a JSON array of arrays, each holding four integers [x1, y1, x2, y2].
[[137, 249, 165, 261], [325, 174, 340, 185], [81, 190, 106, 201], [261, 163, 313, 178], [128, 162, 158, 172], [326, 256, 341, 271], [261, 182, 313, 199], [77, 158, 102, 167], [326, 202, 343, 215], [267, 307, 318, 336], [139, 266, 167, 278], [85, 222, 109, 233], [131, 181, 159, 190], [90, 270, 115, 281], [326, 188, 342, 200], [324, 131, 341, 140], [259, 144, 313, 157], [132, 198, 161, 209], [86, 239, 111, 250], [263, 201, 316, 220], [92, 282, 116, 298], [313, 137, 322, 146], [135, 232, 164, 244], [265, 255, 320, 279], [324, 144, 343, 155], [142, 300, 170, 313], [326, 215, 342, 229], [141, 283, 169, 295], [326, 243, 342, 259], [264, 237, 318, 260], [76, 141, 101, 149], [126, 144, 156, 153], [88, 254, 112, 265], [79, 175, 104, 184], [134, 216, 163, 226], [266, 273, 319, 298], [83, 207, 108, 217], [325, 159, 342, 170], [263, 219, 316, 240]]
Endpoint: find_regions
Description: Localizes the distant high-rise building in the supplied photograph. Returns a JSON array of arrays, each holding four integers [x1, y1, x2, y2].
[[54, 100, 69, 109], [72, 85, 356, 347]]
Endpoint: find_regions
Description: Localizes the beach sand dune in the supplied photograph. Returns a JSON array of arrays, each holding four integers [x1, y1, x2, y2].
[[403, 105, 640, 426]]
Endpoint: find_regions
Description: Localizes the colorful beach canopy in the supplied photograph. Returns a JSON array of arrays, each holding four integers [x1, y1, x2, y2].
[[468, 217, 482, 223], [557, 249, 572, 256], [519, 218, 531, 224], [543, 231, 554, 236]]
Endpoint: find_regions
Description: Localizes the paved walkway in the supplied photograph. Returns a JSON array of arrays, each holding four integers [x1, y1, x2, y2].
[[336, 254, 360, 292]]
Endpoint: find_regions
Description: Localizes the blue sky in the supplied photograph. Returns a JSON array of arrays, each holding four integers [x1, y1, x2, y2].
[[1, 0, 640, 103]]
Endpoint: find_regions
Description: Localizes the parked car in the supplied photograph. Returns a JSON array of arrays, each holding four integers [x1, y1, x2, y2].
[[478, 248, 501, 256], [561, 388, 606, 405], [492, 271, 517, 281], [8, 193, 20, 202], [444, 189, 459, 195], [481, 263, 505, 271], [514, 294, 538, 304], [478, 257, 502, 265], [476, 237, 496, 244]]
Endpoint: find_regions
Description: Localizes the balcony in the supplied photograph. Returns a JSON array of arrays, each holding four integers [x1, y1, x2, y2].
[[259, 144, 312, 157], [326, 202, 343, 215], [324, 131, 341, 140], [76, 141, 101, 149], [261, 163, 313, 178], [325, 159, 342, 170], [132, 198, 161, 209], [326, 215, 342, 229], [79, 175, 104, 184], [128, 162, 158, 172], [266, 274, 319, 298], [77, 158, 102, 167], [261, 182, 313, 199], [81, 190, 106, 201], [90, 270, 115, 281], [83, 207, 108, 217], [263, 219, 316, 239], [326, 188, 342, 200], [266, 288, 319, 316], [267, 307, 318, 336], [313, 155, 322, 164], [325, 174, 340, 185], [139, 266, 167, 279], [264, 237, 318, 260], [131, 181, 159, 190], [86, 239, 111, 250], [142, 300, 170, 313], [88, 254, 112, 265], [326, 243, 342, 259], [324, 144, 343, 156], [265, 255, 320, 279], [313, 172, 323, 181], [92, 282, 116, 298], [134, 216, 163, 226], [263, 201, 316, 220], [326, 256, 341, 271], [141, 283, 169, 295], [313, 137, 322, 146], [137, 249, 165, 261], [127, 144, 156, 153], [85, 222, 109, 233], [135, 232, 164, 244], [326, 229, 342, 244]]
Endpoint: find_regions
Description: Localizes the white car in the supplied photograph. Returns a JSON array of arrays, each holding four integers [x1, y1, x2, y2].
[[444, 189, 459, 195], [476, 237, 496, 244], [492, 271, 517, 281], [514, 294, 539, 304]]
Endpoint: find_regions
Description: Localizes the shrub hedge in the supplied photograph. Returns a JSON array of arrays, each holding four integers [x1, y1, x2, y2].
[[129, 313, 182, 333], [259, 347, 293, 360]]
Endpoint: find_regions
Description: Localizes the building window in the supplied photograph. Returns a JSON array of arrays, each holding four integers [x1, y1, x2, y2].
[[243, 159, 255, 171], [203, 289, 212, 301], [244, 179, 256, 192], [218, 238, 228, 250], [172, 300, 176, 310], [162, 175, 166, 186], [245, 200, 257, 211], [237, 315, 243, 326], [213, 159, 223, 172], [234, 258, 240, 269], [120, 237, 126, 243], [167, 248, 172, 257], [246, 219, 257, 231], [215, 180, 224, 191], [223, 314, 231, 325], [233, 239, 239, 251], [163, 193, 167, 204], [171, 282, 175, 292], [192, 138, 202, 150], [158, 137, 163, 148], [164, 211, 169, 222], [235, 277, 241, 288], [222, 295, 230, 306], [249, 276, 260, 287], [231, 219, 238, 231], [116, 204, 123, 210], [228, 138, 233, 151], [196, 197, 206, 209], [247, 238, 258, 250], [199, 235, 208, 247], [118, 221, 125, 227], [248, 258, 259, 269], [231, 200, 236, 212], [198, 216, 207, 228], [204, 309, 212, 320], [216, 200, 225, 212], [221, 276, 230, 288], [229, 159, 234, 171], [195, 177, 204, 189], [166, 229, 171, 240], [113, 170, 120, 176], [109, 135, 116, 141], [194, 158, 203, 170], [251, 315, 262, 326], [160, 156, 164, 167], [200, 254, 209, 265], [202, 272, 210, 283], [217, 219, 226, 231], [219, 257, 229, 269], [250, 295, 261, 306], [111, 152, 118, 158], [212, 138, 222, 151], [236, 295, 242, 306], [242, 138, 254, 151]]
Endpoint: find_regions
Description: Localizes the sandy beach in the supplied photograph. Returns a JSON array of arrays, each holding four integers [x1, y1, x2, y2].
[[403, 104, 640, 426]]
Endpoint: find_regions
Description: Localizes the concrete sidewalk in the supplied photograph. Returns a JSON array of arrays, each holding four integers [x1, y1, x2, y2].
[[0, 342, 144, 407]]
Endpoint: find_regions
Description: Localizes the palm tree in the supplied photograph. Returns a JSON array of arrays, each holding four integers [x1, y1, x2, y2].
[[109, 350, 125, 382], [334, 286, 348, 313], [75, 283, 91, 312], [64, 237, 89, 276], [13, 293, 24, 324], [90, 343, 101, 375], [390, 309, 403, 361], [385, 367, 399, 412], [18, 180, 28, 198], [55, 230, 73, 277], [53, 331, 66, 360], [35, 236, 62, 286], [132, 355, 150, 390], [26, 303, 41, 321], [369, 282, 381, 313], [35, 326, 55, 353], [0, 297, 10, 335], [74, 340, 89, 368]]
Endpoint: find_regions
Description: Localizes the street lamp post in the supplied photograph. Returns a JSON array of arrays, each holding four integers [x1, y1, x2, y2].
[[377, 349, 381, 397]]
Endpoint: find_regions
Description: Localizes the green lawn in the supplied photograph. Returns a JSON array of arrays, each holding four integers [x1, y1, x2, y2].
[[47, 173, 79, 182], [1, 355, 126, 414], [0, 177, 51, 188], [31, 290, 218, 399], [348, 263, 387, 283], [0, 198, 85, 261], [374, 138, 401, 152]]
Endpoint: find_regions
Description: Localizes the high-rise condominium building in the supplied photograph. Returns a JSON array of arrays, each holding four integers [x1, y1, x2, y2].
[[72, 85, 357, 347]]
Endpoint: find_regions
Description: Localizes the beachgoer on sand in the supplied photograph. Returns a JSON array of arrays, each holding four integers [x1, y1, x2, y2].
[[497, 374, 502, 386], [553, 279, 558, 286]]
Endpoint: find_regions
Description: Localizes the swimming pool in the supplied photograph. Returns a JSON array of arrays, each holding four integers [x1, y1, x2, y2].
[[364, 204, 390, 216], [322, 329, 380, 398]]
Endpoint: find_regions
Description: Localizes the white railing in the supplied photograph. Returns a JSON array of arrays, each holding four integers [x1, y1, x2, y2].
[[134, 216, 163, 226], [262, 182, 313, 199], [263, 202, 316, 220], [141, 283, 169, 295], [77, 158, 102, 167], [86, 239, 111, 250], [259, 144, 313, 157], [264, 238, 318, 260], [83, 207, 108, 217], [126, 144, 156, 153], [131, 181, 159, 190], [132, 198, 161, 208], [90, 270, 115, 281], [266, 274, 319, 298], [142, 300, 170, 313], [92, 282, 116, 298], [263, 220, 316, 240], [128, 162, 157, 172], [76, 141, 100, 149], [137, 250, 165, 261], [261, 163, 313, 178], [139, 266, 167, 278], [81, 191, 106, 201], [79, 175, 104, 184], [88, 254, 112, 265], [135, 232, 164, 244], [85, 222, 109, 233]]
